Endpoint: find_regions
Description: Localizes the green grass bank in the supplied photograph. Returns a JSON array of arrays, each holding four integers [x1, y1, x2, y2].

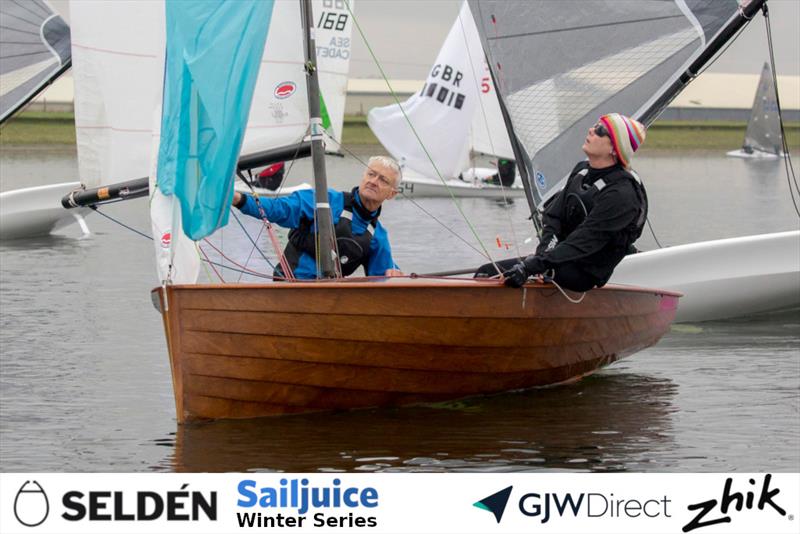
[[2, 111, 799, 151]]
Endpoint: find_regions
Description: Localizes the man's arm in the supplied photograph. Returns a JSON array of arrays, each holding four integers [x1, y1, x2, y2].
[[540, 183, 639, 266], [365, 225, 399, 276], [232, 190, 311, 228], [535, 163, 585, 256]]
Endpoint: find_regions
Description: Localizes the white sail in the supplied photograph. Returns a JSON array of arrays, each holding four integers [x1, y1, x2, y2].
[[367, 1, 497, 180], [468, 58, 513, 159], [69, 1, 197, 283], [241, 0, 354, 156], [70, 0, 165, 189]]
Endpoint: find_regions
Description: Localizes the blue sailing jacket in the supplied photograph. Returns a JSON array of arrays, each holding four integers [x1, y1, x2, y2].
[[238, 188, 397, 279]]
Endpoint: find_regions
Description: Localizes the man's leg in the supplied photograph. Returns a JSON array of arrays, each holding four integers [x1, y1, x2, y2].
[[551, 263, 598, 292]]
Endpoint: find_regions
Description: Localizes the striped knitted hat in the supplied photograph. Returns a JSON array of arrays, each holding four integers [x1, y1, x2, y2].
[[598, 113, 646, 168]]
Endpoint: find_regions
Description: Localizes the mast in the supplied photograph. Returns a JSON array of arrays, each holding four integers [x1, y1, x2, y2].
[[301, 0, 338, 278], [639, 0, 766, 126], [485, 58, 542, 234]]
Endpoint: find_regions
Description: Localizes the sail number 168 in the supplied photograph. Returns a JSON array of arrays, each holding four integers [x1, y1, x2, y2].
[[318, 12, 348, 31]]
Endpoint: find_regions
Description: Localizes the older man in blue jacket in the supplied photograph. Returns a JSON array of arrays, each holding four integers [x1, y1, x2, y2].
[[232, 156, 402, 279]]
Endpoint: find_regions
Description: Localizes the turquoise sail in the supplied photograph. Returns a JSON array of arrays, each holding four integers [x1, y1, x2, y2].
[[157, 0, 275, 240]]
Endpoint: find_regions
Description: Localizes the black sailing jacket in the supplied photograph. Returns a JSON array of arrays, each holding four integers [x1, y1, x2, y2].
[[535, 161, 647, 287]]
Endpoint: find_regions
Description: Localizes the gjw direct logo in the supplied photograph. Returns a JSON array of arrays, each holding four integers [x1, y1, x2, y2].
[[473, 486, 513, 523], [474, 485, 671, 524], [11, 480, 216, 527]]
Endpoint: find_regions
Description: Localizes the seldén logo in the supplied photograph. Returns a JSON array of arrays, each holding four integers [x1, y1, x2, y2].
[[473, 486, 513, 523], [682, 474, 788, 532], [14, 481, 49, 527]]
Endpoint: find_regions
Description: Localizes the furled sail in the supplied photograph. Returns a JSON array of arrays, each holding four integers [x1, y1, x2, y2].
[[468, 0, 741, 206], [368, 1, 510, 180], [0, 0, 71, 123], [742, 61, 783, 156]]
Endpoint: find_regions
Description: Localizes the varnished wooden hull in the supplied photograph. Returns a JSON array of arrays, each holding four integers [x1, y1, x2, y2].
[[154, 279, 679, 423]]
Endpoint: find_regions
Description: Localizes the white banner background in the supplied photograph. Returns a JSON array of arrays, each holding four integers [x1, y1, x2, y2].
[[1, 473, 798, 534]]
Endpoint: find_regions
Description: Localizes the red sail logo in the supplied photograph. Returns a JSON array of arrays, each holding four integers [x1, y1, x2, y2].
[[274, 82, 297, 99]]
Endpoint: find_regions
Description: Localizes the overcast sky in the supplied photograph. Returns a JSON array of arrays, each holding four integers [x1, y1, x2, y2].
[[51, 0, 800, 78]]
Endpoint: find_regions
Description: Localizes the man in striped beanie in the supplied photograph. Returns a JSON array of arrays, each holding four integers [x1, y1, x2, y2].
[[477, 113, 649, 292], [592, 113, 646, 169]]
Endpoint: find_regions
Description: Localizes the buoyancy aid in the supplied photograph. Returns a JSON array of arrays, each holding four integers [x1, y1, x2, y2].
[[276, 187, 380, 278], [562, 165, 648, 251]]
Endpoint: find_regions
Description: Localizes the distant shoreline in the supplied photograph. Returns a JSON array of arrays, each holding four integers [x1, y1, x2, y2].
[[2, 111, 798, 152]]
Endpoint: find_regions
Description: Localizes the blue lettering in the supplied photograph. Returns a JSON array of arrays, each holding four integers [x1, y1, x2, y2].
[[237, 480, 257, 507], [361, 488, 378, 508], [258, 488, 278, 507], [342, 488, 359, 507]]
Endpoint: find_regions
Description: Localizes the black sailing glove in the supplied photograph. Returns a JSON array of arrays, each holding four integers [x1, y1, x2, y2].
[[503, 255, 548, 288]]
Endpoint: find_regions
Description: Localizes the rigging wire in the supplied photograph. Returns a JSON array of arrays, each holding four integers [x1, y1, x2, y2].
[[201, 236, 273, 278], [456, 9, 521, 264], [330, 137, 493, 261], [89, 204, 273, 279], [197, 243, 225, 282], [234, 135, 308, 281], [343, 0, 498, 268], [762, 3, 800, 219], [646, 217, 663, 249], [89, 205, 152, 241]]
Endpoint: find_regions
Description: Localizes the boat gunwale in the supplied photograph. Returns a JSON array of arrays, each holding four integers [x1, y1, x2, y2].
[[154, 278, 683, 298]]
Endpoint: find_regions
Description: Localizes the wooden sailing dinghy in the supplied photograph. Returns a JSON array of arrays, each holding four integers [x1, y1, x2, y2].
[[154, 279, 678, 422]]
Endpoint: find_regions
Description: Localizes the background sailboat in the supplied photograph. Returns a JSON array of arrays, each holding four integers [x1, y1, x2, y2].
[[727, 61, 785, 159], [0, 0, 87, 240], [0, 0, 70, 123], [368, 2, 523, 199]]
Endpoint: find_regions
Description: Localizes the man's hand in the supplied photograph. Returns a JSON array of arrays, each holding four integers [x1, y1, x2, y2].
[[503, 262, 529, 288], [503, 255, 548, 288], [384, 268, 403, 277]]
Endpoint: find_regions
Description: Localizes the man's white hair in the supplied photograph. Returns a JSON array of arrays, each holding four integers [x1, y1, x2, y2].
[[368, 155, 402, 186]]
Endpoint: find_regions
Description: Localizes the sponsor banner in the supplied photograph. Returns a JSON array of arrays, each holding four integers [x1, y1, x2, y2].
[[1, 473, 798, 534]]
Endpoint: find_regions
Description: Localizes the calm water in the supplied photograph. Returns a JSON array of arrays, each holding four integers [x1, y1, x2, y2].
[[1, 146, 798, 472]]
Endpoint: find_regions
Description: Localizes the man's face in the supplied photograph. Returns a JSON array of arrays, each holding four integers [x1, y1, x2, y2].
[[358, 162, 399, 207], [582, 122, 614, 159]]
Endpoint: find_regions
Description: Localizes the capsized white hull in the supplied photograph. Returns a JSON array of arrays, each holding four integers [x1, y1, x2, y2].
[[0, 182, 92, 240], [233, 181, 312, 197], [610, 231, 800, 323], [726, 148, 784, 159], [398, 168, 525, 199]]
